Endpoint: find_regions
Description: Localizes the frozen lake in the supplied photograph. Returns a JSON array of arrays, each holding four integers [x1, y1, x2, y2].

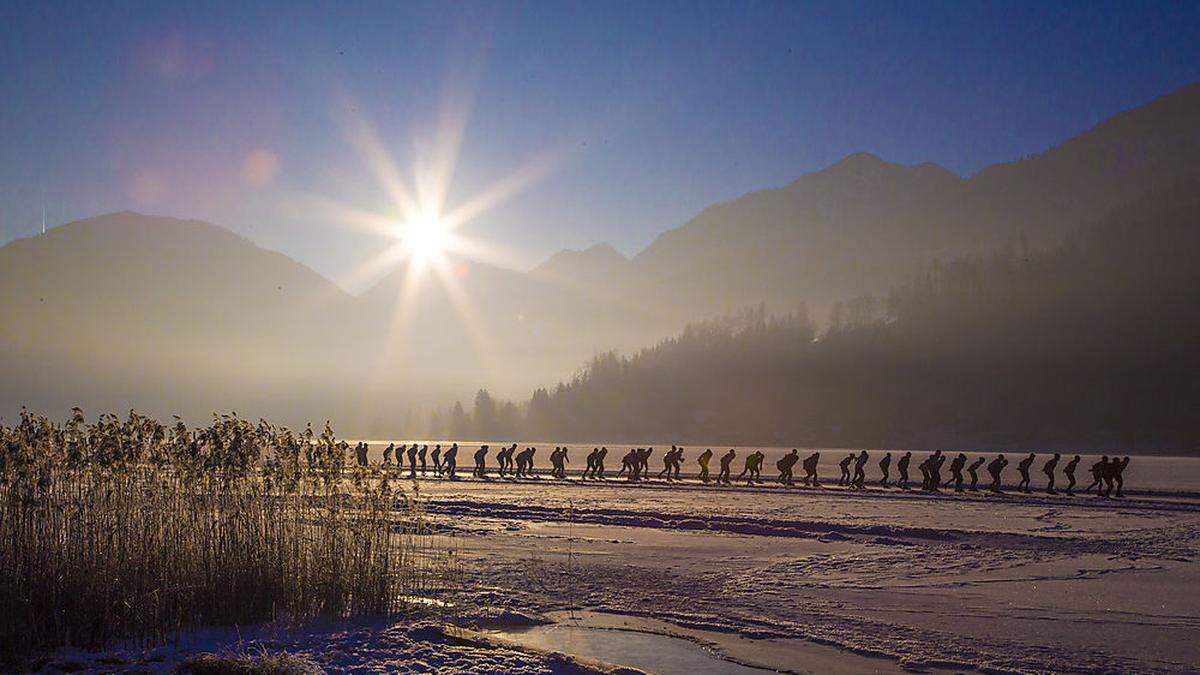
[[419, 470, 1200, 673]]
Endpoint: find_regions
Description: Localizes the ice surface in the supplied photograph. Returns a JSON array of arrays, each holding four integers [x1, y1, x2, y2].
[[36, 469, 1200, 673], [423, 476, 1200, 673]]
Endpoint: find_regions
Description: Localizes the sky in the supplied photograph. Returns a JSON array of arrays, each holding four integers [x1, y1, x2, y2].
[[2, 0, 1198, 290]]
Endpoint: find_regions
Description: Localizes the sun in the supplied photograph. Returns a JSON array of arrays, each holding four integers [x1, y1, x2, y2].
[[399, 212, 448, 263]]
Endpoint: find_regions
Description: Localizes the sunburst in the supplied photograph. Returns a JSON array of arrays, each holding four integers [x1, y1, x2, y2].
[[297, 86, 568, 410]]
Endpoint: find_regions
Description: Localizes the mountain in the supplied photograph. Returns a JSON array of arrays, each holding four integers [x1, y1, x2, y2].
[[532, 242, 631, 293], [630, 152, 969, 322], [598, 83, 1200, 323], [0, 213, 656, 430], [0, 212, 367, 425], [967, 82, 1200, 243]]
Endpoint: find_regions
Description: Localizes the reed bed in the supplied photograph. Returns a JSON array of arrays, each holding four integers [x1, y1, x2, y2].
[[0, 409, 452, 663]]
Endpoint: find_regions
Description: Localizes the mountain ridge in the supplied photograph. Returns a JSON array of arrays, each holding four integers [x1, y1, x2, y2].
[[3, 82, 1199, 432]]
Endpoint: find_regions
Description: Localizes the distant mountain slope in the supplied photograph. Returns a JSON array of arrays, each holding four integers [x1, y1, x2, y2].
[[530, 242, 631, 299], [598, 83, 1200, 322], [630, 152, 969, 321], [0, 212, 365, 424], [966, 82, 1200, 244]]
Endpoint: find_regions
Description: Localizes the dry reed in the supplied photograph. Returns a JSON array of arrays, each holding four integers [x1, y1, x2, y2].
[[0, 408, 453, 664]]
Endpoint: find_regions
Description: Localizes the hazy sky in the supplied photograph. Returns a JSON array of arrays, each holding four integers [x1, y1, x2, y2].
[[2, 1, 1198, 290]]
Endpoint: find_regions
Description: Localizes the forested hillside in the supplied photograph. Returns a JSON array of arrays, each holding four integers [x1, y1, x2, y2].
[[439, 182, 1200, 451]]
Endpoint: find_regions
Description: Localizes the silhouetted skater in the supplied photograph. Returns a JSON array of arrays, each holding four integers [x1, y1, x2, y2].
[[928, 450, 945, 492], [395, 444, 405, 472], [658, 446, 684, 481], [553, 447, 570, 478], [584, 448, 599, 479], [494, 444, 506, 477], [1101, 457, 1118, 497], [718, 449, 736, 485], [637, 448, 653, 480], [777, 449, 799, 485], [658, 447, 677, 480], [623, 448, 640, 479], [1017, 453, 1035, 493], [513, 447, 526, 478], [739, 451, 764, 484], [878, 452, 892, 486], [595, 447, 608, 479], [1042, 453, 1060, 494], [616, 449, 637, 478], [838, 453, 854, 486], [944, 453, 967, 492], [515, 447, 536, 478], [801, 452, 820, 486], [383, 443, 394, 465], [407, 443, 418, 478], [967, 456, 985, 491], [526, 446, 538, 477], [431, 444, 442, 476], [918, 455, 932, 490], [1063, 455, 1080, 495], [851, 451, 869, 489], [444, 443, 458, 479], [1100, 456, 1125, 498], [988, 454, 1008, 492], [1112, 456, 1130, 497], [698, 448, 713, 483], [498, 444, 517, 477], [585, 447, 597, 478], [473, 445, 489, 478], [512, 447, 525, 478], [419, 444, 428, 475], [1085, 456, 1108, 495], [355, 442, 369, 468], [897, 451, 912, 489]]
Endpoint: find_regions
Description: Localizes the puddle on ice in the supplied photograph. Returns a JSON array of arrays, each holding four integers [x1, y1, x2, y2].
[[492, 611, 914, 675], [493, 623, 768, 674], [397, 595, 452, 608]]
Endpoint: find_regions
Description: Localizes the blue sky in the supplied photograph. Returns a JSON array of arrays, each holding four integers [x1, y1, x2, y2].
[[2, 1, 1198, 288]]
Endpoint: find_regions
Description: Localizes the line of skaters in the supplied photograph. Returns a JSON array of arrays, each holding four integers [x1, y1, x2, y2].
[[354, 442, 1133, 499]]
